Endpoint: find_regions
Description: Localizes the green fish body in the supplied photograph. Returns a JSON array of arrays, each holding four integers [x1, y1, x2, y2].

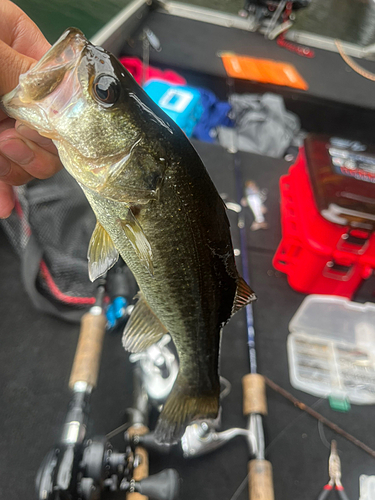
[[1, 28, 255, 443]]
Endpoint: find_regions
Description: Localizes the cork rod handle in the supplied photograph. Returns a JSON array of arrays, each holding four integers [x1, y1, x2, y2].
[[242, 373, 268, 416], [249, 459, 274, 500], [69, 311, 107, 389]]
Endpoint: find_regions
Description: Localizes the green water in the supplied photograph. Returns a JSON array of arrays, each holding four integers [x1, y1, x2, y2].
[[13, 0, 375, 46], [294, 0, 375, 46], [14, 0, 132, 43]]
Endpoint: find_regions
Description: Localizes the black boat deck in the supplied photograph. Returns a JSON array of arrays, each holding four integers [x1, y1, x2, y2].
[[125, 10, 375, 109], [123, 9, 375, 144], [2, 7, 375, 500], [3, 142, 375, 500]]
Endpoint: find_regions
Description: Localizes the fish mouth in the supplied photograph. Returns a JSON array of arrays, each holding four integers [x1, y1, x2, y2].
[[1, 28, 88, 136]]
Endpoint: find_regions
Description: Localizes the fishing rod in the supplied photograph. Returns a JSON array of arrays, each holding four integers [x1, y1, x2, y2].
[[36, 268, 180, 500], [227, 78, 275, 500]]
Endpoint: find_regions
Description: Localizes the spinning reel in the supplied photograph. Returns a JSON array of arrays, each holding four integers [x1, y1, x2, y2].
[[128, 310, 267, 464]]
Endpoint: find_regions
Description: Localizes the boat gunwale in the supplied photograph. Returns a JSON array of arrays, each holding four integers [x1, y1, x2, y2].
[[91, 0, 375, 61]]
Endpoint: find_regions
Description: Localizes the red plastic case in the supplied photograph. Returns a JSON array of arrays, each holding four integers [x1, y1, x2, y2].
[[273, 147, 375, 298]]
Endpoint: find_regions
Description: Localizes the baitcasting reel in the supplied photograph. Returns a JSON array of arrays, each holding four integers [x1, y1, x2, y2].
[[37, 434, 179, 500], [36, 271, 179, 500]]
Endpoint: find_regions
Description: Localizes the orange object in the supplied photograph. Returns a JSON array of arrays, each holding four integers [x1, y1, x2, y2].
[[220, 52, 308, 90]]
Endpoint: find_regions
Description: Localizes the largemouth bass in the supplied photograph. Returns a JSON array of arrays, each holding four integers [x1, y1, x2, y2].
[[1, 28, 255, 444]]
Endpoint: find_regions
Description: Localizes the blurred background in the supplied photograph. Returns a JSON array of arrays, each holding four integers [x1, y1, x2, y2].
[[14, 0, 375, 46]]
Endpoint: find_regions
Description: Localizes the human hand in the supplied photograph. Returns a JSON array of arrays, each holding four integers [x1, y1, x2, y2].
[[0, 0, 63, 218]]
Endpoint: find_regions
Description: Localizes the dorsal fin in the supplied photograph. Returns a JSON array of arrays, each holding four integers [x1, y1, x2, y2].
[[121, 209, 154, 276], [87, 221, 119, 282], [122, 292, 168, 353], [231, 276, 256, 316]]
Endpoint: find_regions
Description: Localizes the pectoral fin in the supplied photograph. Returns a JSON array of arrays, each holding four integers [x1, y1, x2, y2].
[[122, 292, 167, 352], [87, 221, 119, 281], [121, 210, 154, 276], [231, 276, 256, 316]]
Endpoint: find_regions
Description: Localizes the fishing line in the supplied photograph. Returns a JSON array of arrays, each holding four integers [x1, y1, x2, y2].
[[220, 376, 232, 400], [318, 420, 332, 450], [265, 376, 375, 459], [264, 398, 325, 454], [228, 473, 249, 500]]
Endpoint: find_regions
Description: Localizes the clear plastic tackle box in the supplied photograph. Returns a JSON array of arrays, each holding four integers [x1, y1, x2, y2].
[[287, 295, 375, 406]]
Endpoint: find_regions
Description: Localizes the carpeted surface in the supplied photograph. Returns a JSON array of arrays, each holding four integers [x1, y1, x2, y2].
[[1, 141, 375, 500]]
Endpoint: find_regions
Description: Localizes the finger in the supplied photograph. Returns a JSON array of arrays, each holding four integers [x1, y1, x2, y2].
[[0, 180, 15, 218], [0, 154, 33, 186], [0, 135, 62, 180], [0, 0, 50, 59], [0, 120, 58, 156], [0, 117, 15, 134], [0, 38, 36, 95], [16, 123, 58, 155]]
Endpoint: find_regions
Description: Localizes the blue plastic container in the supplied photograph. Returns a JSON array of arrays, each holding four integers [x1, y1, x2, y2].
[[143, 79, 203, 137]]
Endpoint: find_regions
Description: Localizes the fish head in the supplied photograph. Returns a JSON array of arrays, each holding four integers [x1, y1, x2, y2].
[[1, 28, 151, 193]]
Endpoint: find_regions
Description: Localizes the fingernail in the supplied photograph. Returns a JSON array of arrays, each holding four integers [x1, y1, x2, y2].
[[0, 154, 11, 176], [0, 211, 13, 219], [0, 138, 34, 165], [16, 124, 52, 146]]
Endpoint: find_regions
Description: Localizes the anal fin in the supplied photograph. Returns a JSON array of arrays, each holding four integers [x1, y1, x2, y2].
[[231, 276, 256, 315], [154, 374, 220, 445], [88, 221, 119, 282], [122, 291, 167, 353]]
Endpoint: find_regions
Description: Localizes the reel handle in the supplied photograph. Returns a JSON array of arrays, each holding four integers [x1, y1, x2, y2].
[[69, 311, 107, 389], [125, 431, 171, 454]]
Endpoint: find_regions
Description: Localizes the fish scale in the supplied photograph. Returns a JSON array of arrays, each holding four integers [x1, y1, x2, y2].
[[85, 146, 230, 386]]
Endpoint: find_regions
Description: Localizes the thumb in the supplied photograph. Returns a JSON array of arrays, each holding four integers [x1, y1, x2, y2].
[[0, 38, 36, 96]]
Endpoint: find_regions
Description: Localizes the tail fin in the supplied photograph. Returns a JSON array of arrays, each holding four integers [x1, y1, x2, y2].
[[154, 374, 219, 445]]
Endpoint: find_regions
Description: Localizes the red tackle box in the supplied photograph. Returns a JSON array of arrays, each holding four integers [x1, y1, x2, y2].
[[273, 135, 375, 298]]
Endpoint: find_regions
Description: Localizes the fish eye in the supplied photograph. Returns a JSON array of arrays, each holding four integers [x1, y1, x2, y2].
[[93, 75, 120, 106]]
